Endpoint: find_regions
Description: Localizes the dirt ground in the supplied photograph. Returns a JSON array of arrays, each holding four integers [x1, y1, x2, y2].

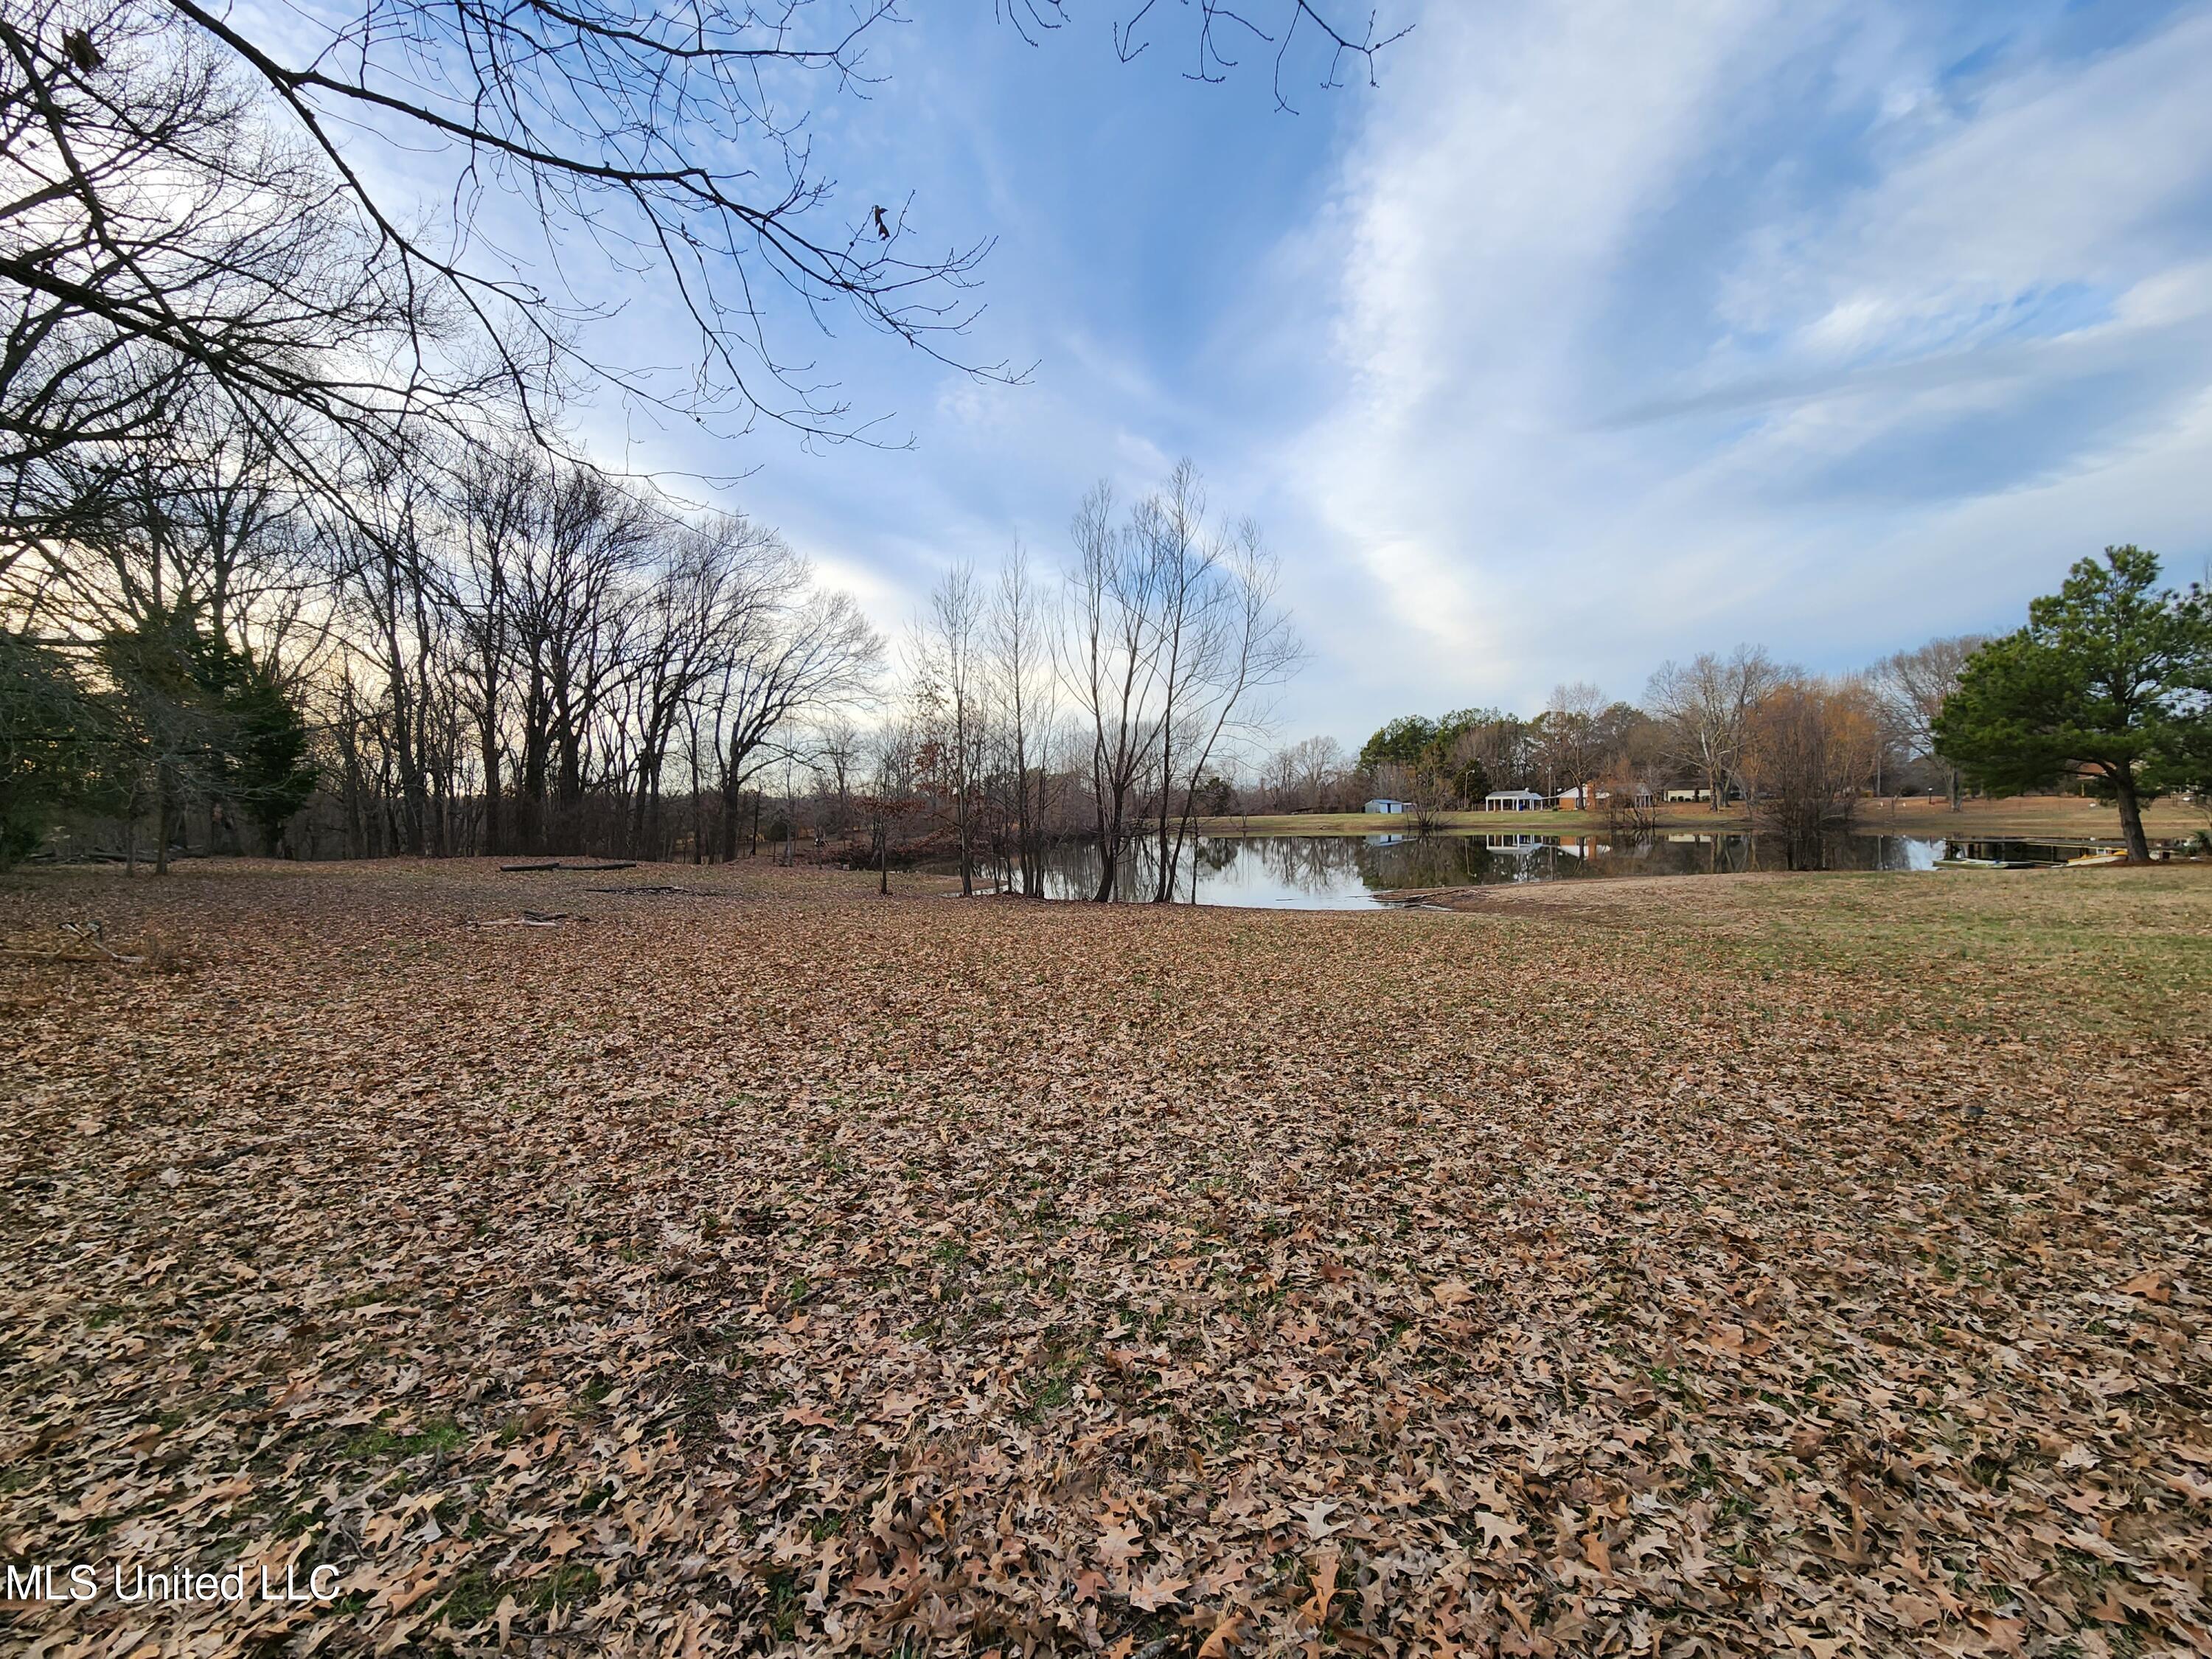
[[1, 858, 2207, 1656]]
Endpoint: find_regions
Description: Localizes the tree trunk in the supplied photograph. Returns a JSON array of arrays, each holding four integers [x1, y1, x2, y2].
[[717, 765, 740, 863], [480, 730, 502, 855], [1948, 767, 1962, 812], [2113, 771, 2151, 863], [1093, 818, 1118, 902], [155, 762, 173, 876], [688, 738, 703, 866]]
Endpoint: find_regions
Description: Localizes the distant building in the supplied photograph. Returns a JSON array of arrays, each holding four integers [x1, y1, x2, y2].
[[1557, 785, 1655, 809], [1484, 789, 1548, 812], [1365, 797, 1413, 814], [1663, 787, 1711, 803]]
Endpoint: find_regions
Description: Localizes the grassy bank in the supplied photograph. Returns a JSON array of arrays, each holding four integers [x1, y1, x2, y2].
[[2, 859, 2207, 1655], [1199, 793, 2208, 839]]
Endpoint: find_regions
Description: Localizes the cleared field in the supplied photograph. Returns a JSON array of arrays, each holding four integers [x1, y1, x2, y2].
[[2, 860, 2208, 1656], [1200, 795, 2208, 839]]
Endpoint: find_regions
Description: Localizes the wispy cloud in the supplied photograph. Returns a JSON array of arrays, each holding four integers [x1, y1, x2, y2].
[[1262, 0, 2212, 726], [407, 0, 2212, 745]]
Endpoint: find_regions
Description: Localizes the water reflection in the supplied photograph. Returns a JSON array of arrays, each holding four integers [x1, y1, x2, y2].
[[1000, 832, 1954, 910]]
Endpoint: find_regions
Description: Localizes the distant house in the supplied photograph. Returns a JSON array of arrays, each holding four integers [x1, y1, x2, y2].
[[1365, 797, 1413, 814], [1484, 789, 1548, 813], [1557, 784, 1655, 810], [1663, 787, 1710, 803]]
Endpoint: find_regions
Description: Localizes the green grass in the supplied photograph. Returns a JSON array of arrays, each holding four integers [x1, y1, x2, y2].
[[1703, 868, 2212, 1041], [341, 1417, 465, 1461]]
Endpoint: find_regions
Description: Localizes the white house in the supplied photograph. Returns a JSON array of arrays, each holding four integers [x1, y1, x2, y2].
[[1483, 789, 1548, 812], [1365, 797, 1413, 814]]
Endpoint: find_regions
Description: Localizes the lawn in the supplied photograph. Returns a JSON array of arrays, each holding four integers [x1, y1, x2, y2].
[[1, 859, 2208, 1656]]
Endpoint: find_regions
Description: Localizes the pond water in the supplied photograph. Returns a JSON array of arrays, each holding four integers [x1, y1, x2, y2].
[[981, 831, 2080, 910]]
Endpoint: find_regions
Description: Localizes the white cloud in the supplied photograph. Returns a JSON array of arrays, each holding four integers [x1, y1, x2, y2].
[[1260, 0, 2212, 731]]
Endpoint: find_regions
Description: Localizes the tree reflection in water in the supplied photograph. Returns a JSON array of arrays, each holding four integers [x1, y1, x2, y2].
[[995, 832, 1945, 909]]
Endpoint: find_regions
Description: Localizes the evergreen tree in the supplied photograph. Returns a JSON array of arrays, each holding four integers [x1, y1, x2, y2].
[[95, 609, 319, 866], [1933, 547, 2211, 861], [1, 633, 110, 861]]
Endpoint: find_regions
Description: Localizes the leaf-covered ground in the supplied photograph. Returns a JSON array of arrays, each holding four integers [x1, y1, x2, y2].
[[2, 859, 2208, 1658]]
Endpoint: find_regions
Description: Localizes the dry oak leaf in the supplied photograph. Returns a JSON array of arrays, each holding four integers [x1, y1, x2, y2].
[[1475, 1510, 1524, 1550], [1127, 1568, 1192, 1612], [1431, 1279, 1475, 1307], [2118, 1268, 2174, 1304], [1891, 1593, 1942, 1629], [1290, 1498, 1345, 1540], [1303, 1548, 1340, 1629], [1095, 1521, 1145, 1569]]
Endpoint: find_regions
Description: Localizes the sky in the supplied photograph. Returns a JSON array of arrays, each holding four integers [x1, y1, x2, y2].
[[422, 1, 2212, 748]]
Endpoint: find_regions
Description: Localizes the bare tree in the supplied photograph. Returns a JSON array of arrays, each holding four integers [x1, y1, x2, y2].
[[707, 561, 882, 862], [1053, 466, 1299, 902], [1536, 682, 1609, 809], [327, 459, 456, 857], [910, 561, 987, 895], [450, 443, 542, 855], [624, 513, 774, 855], [815, 714, 863, 846], [1, 0, 479, 560], [1742, 677, 1883, 866], [858, 714, 923, 897], [502, 467, 653, 849], [1644, 647, 1786, 811], [990, 543, 1056, 896], [1269, 733, 1343, 811], [1144, 514, 1300, 901], [10, 0, 1401, 461], [1872, 635, 1987, 810], [1060, 483, 1158, 902]]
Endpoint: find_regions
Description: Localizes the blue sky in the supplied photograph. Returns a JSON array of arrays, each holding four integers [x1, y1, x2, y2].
[[556, 1, 2212, 746]]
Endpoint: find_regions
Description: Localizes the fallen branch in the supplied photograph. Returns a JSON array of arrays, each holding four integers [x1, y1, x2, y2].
[[500, 860, 638, 872], [0, 947, 146, 965]]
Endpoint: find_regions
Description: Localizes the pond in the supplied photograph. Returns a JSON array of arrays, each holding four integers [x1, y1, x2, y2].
[[981, 831, 2091, 910]]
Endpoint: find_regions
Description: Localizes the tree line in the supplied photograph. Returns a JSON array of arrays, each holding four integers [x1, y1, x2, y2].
[[1315, 548, 2209, 863], [1, 0, 1388, 872], [2, 436, 1301, 892], [1322, 647, 1962, 845]]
